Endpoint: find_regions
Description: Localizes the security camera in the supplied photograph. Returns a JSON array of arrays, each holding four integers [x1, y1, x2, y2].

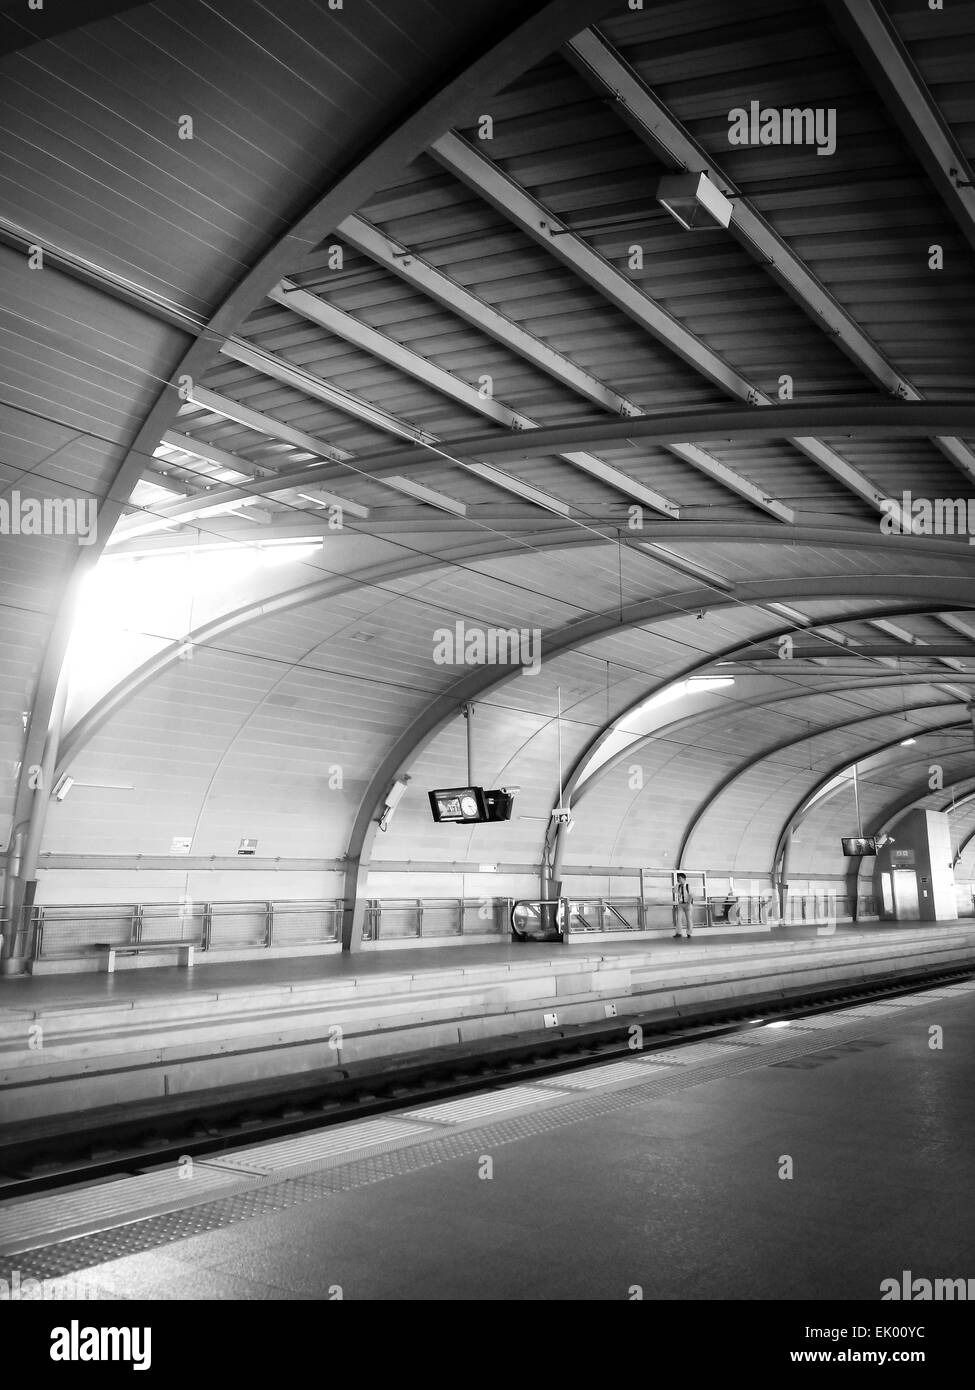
[[378, 776, 410, 831]]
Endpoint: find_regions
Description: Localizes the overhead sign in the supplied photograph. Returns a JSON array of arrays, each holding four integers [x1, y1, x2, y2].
[[428, 788, 514, 824], [429, 787, 487, 823], [841, 836, 877, 856]]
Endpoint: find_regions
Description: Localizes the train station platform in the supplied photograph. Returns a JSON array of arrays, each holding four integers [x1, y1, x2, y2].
[[3, 975, 974, 1303], [3, 921, 975, 1125]]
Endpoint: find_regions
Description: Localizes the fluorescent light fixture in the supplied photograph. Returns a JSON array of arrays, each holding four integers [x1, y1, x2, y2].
[[900, 737, 917, 746], [657, 172, 733, 230], [765, 1021, 792, 1029], [52, 775, 74, 801]]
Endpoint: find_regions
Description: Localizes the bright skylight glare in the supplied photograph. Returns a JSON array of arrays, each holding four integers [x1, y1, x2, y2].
[[622, 676, 736, 726], [575, 677, 736, 789]]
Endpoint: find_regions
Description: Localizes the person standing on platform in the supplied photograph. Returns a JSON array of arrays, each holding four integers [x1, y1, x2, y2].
[[673, 873, 694, 939]]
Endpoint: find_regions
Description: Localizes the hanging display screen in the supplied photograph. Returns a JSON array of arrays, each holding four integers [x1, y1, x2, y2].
[[428, 787, 514, 823], [429, 787, 488, 823], [841, 836, 878, 856]]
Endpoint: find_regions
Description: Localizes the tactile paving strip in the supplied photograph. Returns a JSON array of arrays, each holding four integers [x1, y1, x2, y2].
[[541, 1060, 661, 1089], [900, 987, 973, 1000], [201, 1117, 429, 1175], [4, 986, 973, 1281], [769, 1012, 884, 1029], [717, 1029, 798, 1047], [839, 1008, 902, 1019], [0, 1168, 256, 1254], [402, 1085, 566, 1124], [639, 1041, 749, 1064]]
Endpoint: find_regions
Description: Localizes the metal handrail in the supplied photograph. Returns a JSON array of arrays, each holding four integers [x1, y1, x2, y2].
[[29, 898, 344, 960], [20, 889, 885, 962], [364, 897, 504, 942]]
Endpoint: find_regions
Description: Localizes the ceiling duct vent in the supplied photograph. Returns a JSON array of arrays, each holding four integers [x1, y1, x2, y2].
[[656, 172, 733, 230]]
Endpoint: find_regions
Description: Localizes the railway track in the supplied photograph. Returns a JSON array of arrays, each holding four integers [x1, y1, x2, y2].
[[2, 954, 973, 1201]]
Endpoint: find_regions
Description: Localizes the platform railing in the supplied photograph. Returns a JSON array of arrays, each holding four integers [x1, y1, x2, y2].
[[21, 890, 884, 962], [30, 899, 343, 961], [362, 897, 505, 942], [561, 898, 644, 933], [558, 893, 880, 935]]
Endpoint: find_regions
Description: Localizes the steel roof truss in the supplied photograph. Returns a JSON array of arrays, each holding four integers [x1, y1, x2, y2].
[[430, 132, 901, 521]]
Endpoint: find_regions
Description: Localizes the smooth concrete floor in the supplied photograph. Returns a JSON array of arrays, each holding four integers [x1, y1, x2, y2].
[[66, 991, 975, 1301], [2, 920, 966, 1010]]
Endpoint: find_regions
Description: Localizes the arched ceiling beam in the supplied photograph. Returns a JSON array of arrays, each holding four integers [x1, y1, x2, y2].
[[771, 732, 974, 880], [339, 582, 975, 891], [675, 703, 971, 868], [564, 26, 975, 485], [351, 402, 975, 472], [729, 644, 975, 662], [555, 599, 975, 819], [828, 0, 975, 258], [57, 531, 583, 775], [949, 801, 975, 867], [872, 778, 975, 842], [105, 516, 975, 559], [570, 675, 975, 810], [801, 765, 975, 891], [550, 604, 973, 846], [245, 403, 975, 496], [842, 771, 975, 884], [125, 401, 975, 521], [55, 556, 975, 785], [955, 827, 975, 868]]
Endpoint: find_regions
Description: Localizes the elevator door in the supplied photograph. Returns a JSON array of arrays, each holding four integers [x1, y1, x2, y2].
[[891, 869, 919, 920]]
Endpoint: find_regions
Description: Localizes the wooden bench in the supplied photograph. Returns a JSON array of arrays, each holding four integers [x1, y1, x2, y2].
[[91, 940, 197, 973]]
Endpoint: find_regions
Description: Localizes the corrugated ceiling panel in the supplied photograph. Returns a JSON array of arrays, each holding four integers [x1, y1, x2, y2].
[[0, 245, 184, 446], [0, 0, 508, 313]]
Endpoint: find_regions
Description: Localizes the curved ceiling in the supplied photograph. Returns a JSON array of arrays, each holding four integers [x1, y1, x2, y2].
[[4, 0, 975, 930]]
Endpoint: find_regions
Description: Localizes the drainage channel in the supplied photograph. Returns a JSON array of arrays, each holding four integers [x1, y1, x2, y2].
[[2, 955, 974, 1200]]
